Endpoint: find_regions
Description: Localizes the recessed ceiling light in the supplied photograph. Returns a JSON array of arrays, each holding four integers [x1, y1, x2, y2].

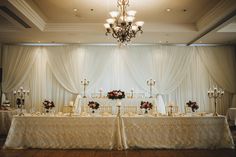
[[166, 8, 171, 12], [73, 8, 78, 12], [38, 41, 41, 43]]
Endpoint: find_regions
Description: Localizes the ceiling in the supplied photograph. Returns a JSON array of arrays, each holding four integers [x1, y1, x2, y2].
[[0, 0, 236, 45]]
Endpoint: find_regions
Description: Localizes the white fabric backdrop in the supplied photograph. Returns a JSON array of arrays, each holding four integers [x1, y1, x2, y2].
[[1, 45, 236, 114]]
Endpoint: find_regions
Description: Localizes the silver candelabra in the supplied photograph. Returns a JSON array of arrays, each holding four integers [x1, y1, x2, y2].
[[147, 79, 155, 98], [13, 87, 30, 116], [208, 87, 224, 116], [81, 79, 89, 98]]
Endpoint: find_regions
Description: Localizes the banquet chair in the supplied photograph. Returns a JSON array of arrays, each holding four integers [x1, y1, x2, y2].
[[62, 106, 73, 113], [123, 105, 138, 114], [165, 104, 179, 116], [100, 105, 112, 114]]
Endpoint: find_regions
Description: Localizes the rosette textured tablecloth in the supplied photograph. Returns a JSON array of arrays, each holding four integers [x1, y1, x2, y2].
[[0, 110, 17, 135], [4, 116, 118, 149], [227, 108, 236, 126], [4, 115, 234, 149], [121, 116, 234, 149]]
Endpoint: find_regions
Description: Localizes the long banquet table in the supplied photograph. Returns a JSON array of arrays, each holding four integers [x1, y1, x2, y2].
[[4, 115, 235, 149]]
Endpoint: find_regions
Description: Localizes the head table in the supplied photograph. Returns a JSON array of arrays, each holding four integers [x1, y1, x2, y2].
[[75, 97, 166, 114], [4, 114, 234, 150]]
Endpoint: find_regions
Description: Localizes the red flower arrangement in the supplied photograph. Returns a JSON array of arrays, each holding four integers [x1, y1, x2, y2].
[[88, 101, 100, 110], [43, 100, 55, 110], [140, 101, 153, 110], [88, 101, 100, 113], [186, 100, 199, 112], [107, 90, 125, 99]]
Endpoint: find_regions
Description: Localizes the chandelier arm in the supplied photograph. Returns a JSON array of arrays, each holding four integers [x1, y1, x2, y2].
[[112, 33, 118, 39]]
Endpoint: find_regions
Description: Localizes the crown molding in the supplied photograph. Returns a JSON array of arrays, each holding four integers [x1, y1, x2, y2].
[[196, 0, 236, 31], [8, 0, 46, 31]]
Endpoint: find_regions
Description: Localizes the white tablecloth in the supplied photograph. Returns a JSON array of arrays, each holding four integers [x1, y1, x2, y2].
[[4, 115, 234, 149], [4, 116, 118, 149], [0, 110, 17, 135], [121, 116, 234, 149], [76, 97, 165, 114], [226, 108, 236, 126]]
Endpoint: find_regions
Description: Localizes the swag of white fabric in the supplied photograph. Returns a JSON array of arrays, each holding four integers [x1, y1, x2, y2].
[[1, 45, 236, 114]]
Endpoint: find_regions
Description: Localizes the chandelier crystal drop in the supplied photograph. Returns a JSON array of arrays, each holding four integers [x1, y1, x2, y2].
[[104, 0, 144, 44]]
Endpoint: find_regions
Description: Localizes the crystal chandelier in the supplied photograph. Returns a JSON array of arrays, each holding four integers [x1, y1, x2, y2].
[[104, 0, 144, 43]]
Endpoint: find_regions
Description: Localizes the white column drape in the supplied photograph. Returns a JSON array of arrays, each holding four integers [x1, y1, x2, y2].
[[2, 46, 37, 92], [2, 45, 236, 114], [197, 46, 236, 108]]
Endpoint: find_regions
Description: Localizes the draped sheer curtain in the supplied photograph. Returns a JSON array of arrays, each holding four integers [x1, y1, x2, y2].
[[2, 45, 236, 114]]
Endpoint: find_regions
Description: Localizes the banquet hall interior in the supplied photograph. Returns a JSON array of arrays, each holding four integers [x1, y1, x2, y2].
[[0, 0, 236, 157]]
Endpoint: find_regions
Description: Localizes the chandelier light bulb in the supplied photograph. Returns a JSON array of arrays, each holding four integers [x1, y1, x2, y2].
[[132, 25, 138, 31], [106, 18, 115, 24], [109, 11, 120, 18], [127, 10, 136, 16], [126, 16, 135, 22], [135, 21, 144, 27], [104, 23, 110, 28]]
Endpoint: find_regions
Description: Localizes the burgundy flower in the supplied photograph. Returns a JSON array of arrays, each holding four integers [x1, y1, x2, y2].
[[107, 90, 125, 99], [88, 101, 100, 110], [140, 101, 153, 110]]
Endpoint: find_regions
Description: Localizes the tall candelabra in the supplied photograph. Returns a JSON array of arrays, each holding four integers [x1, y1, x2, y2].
[[13, 87, 30, 116], [147, 79, 155, 98], [208, 87, 224, 116], [81, 79, 89, 98]]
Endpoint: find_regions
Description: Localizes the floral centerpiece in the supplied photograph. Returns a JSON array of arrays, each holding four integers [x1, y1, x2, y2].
[[186, 100, 199, 112], [107, 90, 125, 99], [16, 98, 24, 108], [43, 100, 55, 113], [88, 101, 100, 113], [140, 101, 153, 114]]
